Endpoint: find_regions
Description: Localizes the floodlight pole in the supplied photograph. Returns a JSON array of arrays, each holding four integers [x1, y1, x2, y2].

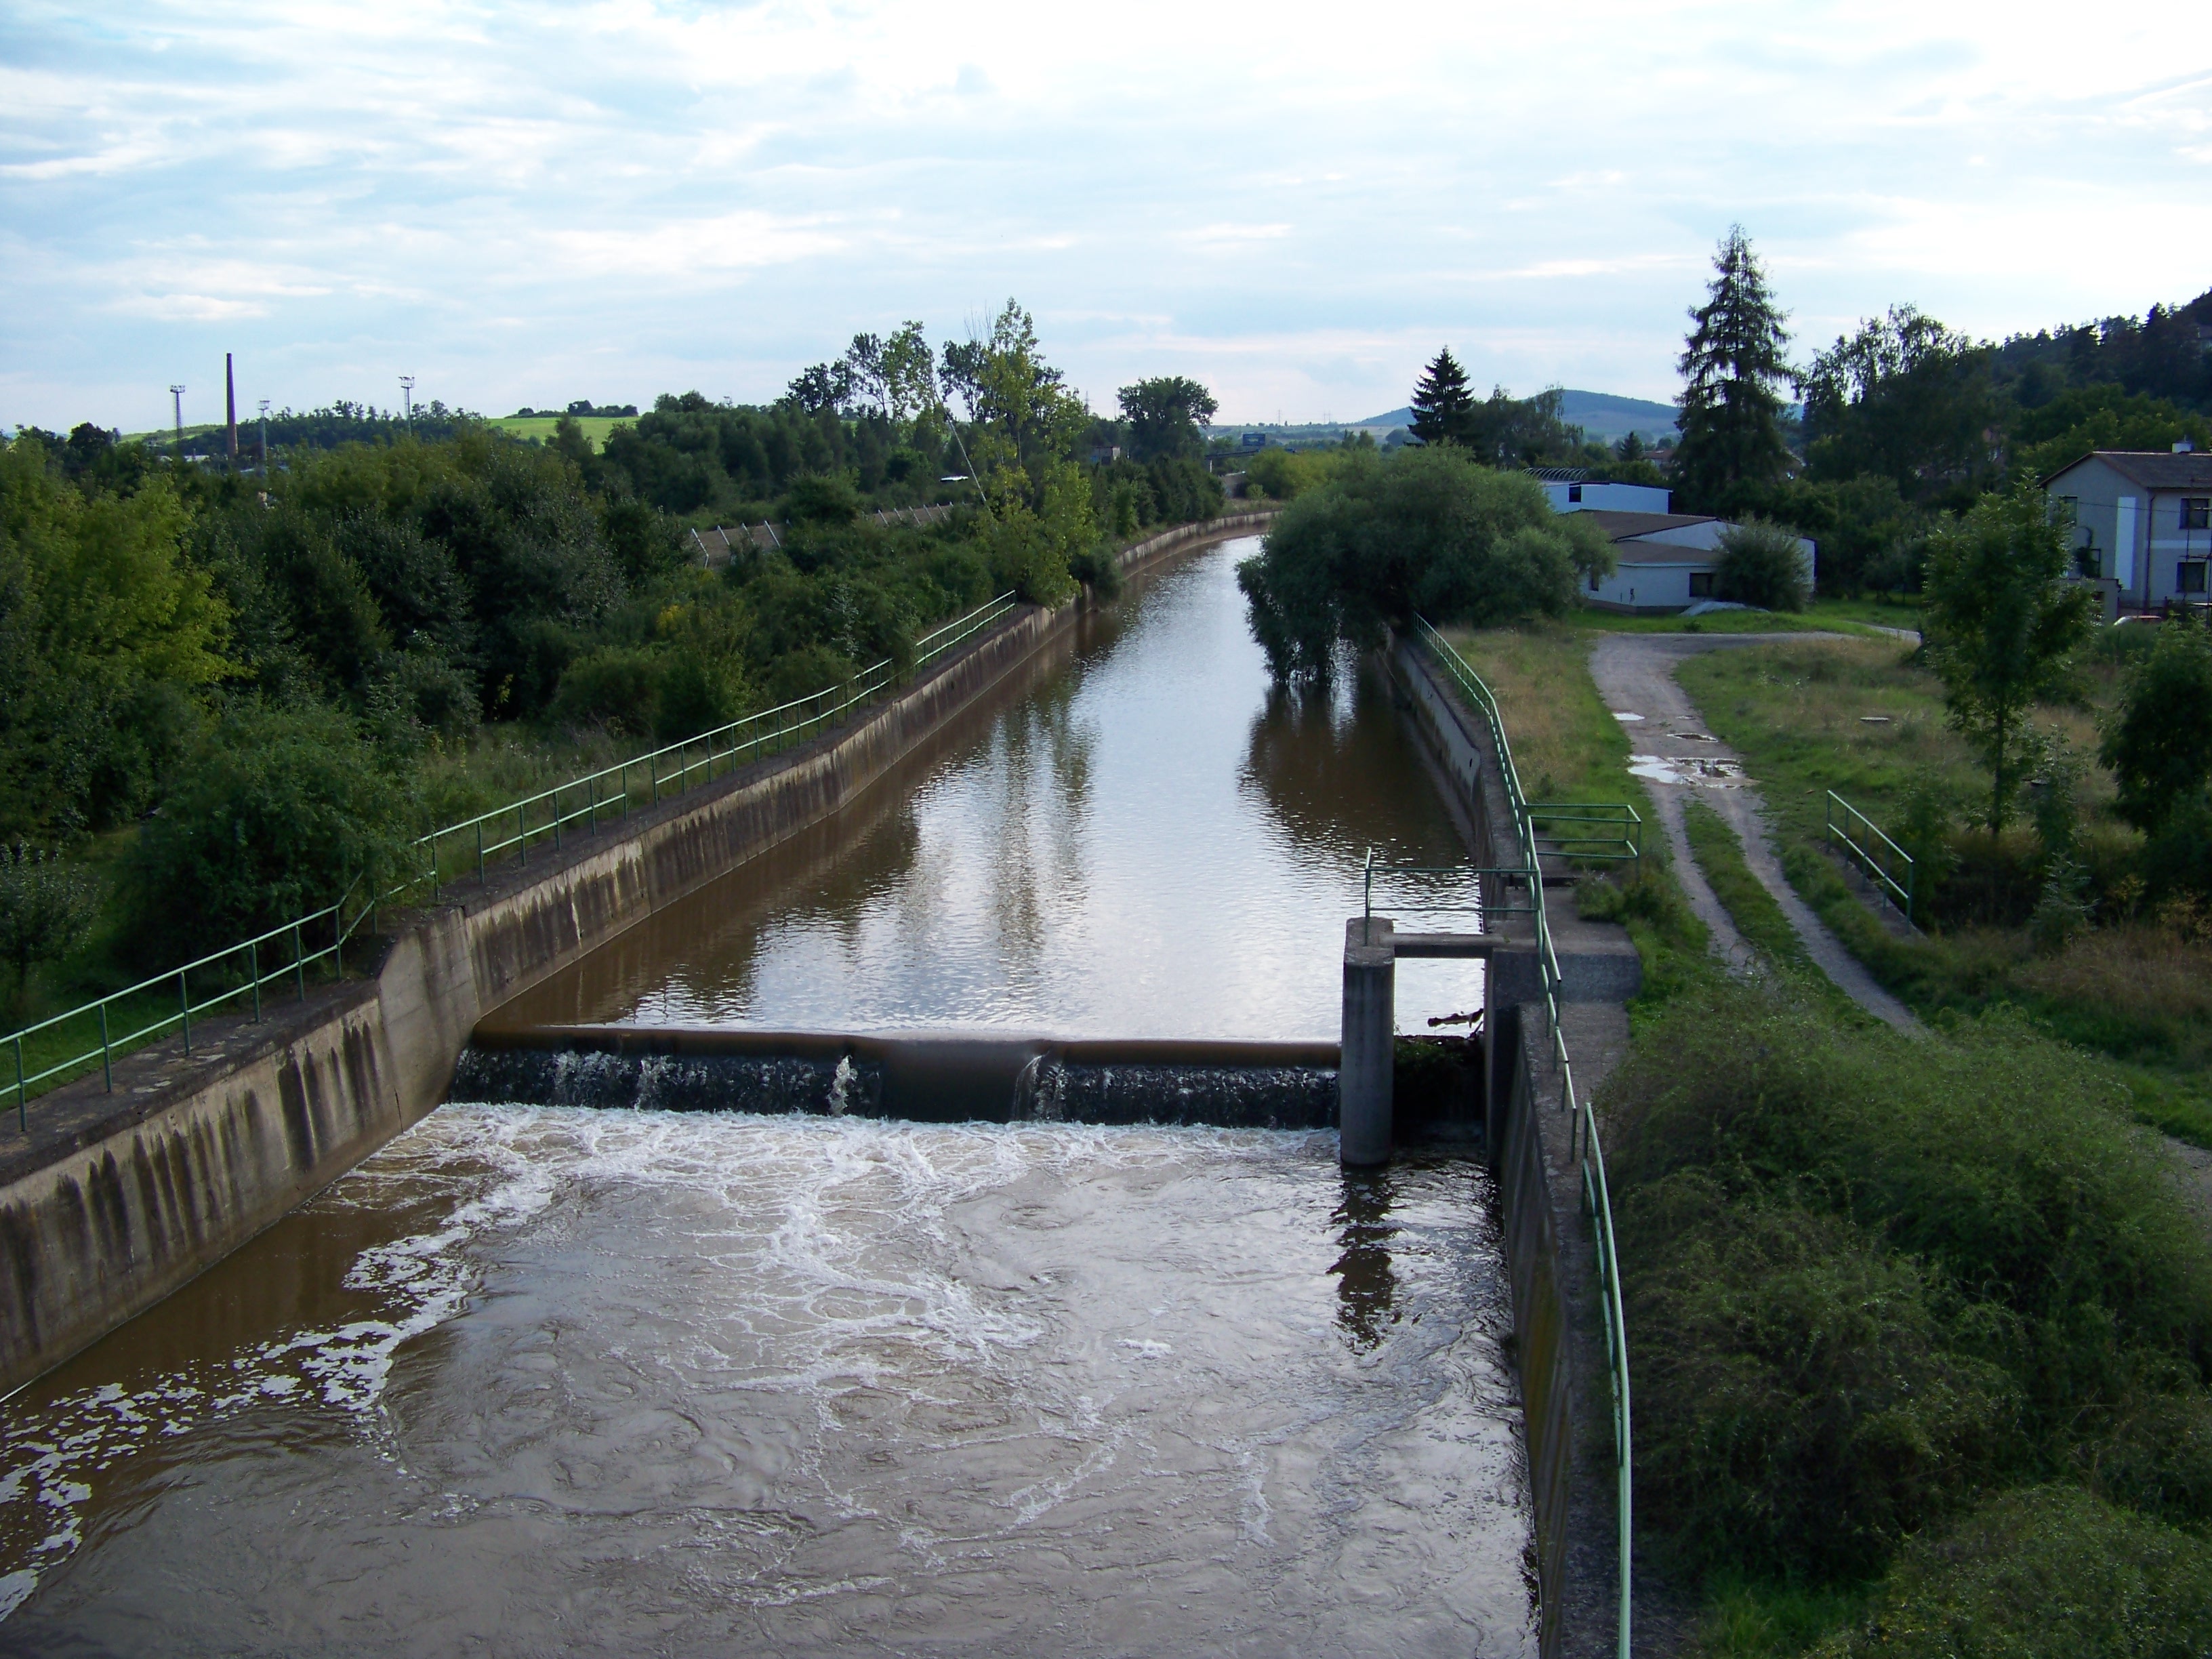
[[169, 385, 186, 459], [399, 376, 415, 431], [258, 398, 270, 483]]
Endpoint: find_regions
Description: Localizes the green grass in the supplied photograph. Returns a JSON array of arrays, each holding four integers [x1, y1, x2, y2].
[[1436, 622, 1641, 802], [1567, 605, 1885, 638], [482, 415, 632, 448]]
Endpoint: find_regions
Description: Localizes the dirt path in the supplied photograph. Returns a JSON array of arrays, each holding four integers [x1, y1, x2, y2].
[[1588, 633, 1923, 1035]]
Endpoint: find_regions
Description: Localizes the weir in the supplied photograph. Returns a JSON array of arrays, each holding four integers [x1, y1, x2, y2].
[[0, 526, 1627, 1658]]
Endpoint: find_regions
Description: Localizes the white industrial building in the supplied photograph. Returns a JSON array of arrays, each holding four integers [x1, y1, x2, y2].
[[1533, 469, 1818, 615]]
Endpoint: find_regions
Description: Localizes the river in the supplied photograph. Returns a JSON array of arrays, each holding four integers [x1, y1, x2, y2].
[[0, 536, 1534, 1655]]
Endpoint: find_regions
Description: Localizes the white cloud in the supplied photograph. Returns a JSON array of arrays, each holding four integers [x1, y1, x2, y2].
[[2, 0, 2209, 429]]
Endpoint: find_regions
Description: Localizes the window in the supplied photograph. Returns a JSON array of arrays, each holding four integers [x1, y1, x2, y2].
[[1689, 571, 1715, 598], [1589, 572, 1601, 592], [2184, 498, 2211, 531], [1568, 483, 1583, 504], [2179, 562, 2208, 595], [2076, 546, 2102, 579]]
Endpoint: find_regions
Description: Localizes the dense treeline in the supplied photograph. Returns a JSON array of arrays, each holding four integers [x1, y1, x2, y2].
[[0, 302, 1223, 988], [1671, 228, 2212, 592]]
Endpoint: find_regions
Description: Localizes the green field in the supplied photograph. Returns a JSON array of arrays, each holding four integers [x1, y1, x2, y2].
[[484, 414, 632, 447]]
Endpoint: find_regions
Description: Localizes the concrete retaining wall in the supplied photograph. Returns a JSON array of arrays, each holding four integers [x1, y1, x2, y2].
[[1388, 632, 1624, 1659], [0, 511, 1278, 1395]]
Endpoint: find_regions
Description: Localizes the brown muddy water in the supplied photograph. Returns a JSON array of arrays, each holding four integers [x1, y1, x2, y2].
[[0, 539, 1534, 1655]]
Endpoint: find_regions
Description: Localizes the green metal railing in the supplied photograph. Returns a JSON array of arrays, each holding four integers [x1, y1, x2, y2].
[[1525, 801, 1643, 877], [7, 880, 374, 1128], [403, 593, 1017, 899], [1412, 615, 1633, 1659], [1825, 790, 1914, 924], [2, 591, 1021, 1122]]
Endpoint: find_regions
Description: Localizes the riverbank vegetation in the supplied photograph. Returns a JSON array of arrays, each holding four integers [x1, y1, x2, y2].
[[1607, 979, 2212, 1657], [1234, 445, 1615, 679], [1, 302, 1227, 1033]]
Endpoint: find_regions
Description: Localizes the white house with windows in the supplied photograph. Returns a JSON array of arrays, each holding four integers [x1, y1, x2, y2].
[[2041, 445, 2212, 614], [1534, 471, 1818, 613]]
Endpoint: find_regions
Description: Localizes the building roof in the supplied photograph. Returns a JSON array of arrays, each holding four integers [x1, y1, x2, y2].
[[1580, 510, 1721, 541], [1528, 466, 1593, 483], [2041, 450, 2212, 491]]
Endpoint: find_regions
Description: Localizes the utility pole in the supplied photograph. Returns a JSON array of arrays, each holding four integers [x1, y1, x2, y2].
[[225, 352, 238, 464], [258, 398, 270, 483], [399, 376, 415, 431], [169, 385, 186, 460]]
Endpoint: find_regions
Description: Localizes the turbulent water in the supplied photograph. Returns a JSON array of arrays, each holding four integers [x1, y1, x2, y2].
[[0, 537, 1532, 1651], [0, 1109, 1533, 1655]]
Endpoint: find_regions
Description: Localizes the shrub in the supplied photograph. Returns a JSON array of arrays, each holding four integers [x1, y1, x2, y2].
[[1715, 519, 1811, 611], [550, 647, 663, 739], [784, 473, 861, 525], [0, 851, 100, 1003], [123, 699, 414, 965], [2102, 617, 2212, 836], [1604, 985, 2212, 1584], [1829, 1486, 2212, 1658], [1626, 1180, 2017, 1578]]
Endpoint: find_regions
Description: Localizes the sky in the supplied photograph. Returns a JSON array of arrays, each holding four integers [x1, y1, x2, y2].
[[4, 1, 2209, 435]]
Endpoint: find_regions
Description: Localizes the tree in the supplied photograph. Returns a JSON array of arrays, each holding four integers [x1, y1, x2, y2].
[[1713, 520, 1810, 611], [1921, 487, 2097, 836], [2101, 619, 2212, 835], [1409, 350, 1475, 447], [1116, 377, 1218, 464], [1674, 226, 1795, 513], [1237, 447, 1614, 680], [1800, 306, 1996, 502]]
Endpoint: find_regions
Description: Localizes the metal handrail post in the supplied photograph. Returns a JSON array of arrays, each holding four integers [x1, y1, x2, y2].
[[180, 970, 190, 1054], [251, 941, 262, 1022], [295, 921, 306, 1000], [14, 1037, 24, 1132], [100, 1003, 112, 1092]]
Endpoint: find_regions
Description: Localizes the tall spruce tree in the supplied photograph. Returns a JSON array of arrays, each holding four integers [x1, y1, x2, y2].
[[1674, 227, 1794, 513], [1409, 348, 1476, 447]]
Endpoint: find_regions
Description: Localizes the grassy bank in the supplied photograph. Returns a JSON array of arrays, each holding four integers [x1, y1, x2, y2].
[[1671, 635, 2212, 1143]]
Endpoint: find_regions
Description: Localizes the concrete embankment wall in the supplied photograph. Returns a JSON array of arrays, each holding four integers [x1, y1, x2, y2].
[[1388, 633, 1631, 1659], [0, 511, 1278, 1395]]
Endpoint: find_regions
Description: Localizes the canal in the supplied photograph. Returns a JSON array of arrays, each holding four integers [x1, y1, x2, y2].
[[0, 537, 1535, 1655]]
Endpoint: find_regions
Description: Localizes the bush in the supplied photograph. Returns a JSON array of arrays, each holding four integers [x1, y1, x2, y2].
[[550, 647, 663, 739], [1715, 518, 1811, 611], [1829, 1486, 2212, 1658], [1605, 985, 2212, 1584], [784, 473, 861, 525], [2102, 617, 2212, 836], [0, 851, 100, 1003], [123, 699, 415, 964], [1626, 1181, 2016, 1578]]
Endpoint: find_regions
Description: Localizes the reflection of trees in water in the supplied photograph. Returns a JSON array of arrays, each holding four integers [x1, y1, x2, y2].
[[1240, 661, 1464, 866], [1330, 1169, 1400, 1352], [987, 674, 1098, 959]]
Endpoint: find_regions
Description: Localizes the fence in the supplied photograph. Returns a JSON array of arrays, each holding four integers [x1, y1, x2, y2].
[[1825, 790, 1914, 924], [690, 505, 957, 567], [3, 590, 1021, 1122], [1412, 615, 1633, 1659], [7, 883, 373, 1127]]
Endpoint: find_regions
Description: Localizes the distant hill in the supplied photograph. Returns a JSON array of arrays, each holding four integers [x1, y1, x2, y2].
[[1359, 389, 1679, 444]]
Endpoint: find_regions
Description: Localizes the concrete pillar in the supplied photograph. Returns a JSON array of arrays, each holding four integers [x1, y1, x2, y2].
[[1340, 916, 1395, 1167]]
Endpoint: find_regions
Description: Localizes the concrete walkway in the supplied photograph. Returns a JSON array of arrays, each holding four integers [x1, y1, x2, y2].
[[1588, 634, 1923, 1035]]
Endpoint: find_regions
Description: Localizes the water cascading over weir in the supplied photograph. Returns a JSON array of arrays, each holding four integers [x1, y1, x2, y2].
[[0, 521, 1634, 1657]]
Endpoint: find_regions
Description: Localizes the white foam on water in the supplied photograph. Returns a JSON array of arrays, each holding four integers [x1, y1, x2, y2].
[[0, 1106, 1529, 1652]]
